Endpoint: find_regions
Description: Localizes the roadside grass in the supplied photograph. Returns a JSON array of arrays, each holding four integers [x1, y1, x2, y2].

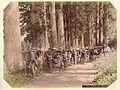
[[4, 69, 43, 87], [94, 51, 117, 85]]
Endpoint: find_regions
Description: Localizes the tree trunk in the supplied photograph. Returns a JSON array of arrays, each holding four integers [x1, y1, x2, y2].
[[3, 60, 9, 74], [103, 3, 108, 44], [95, 2, 98, 46], [43, 2, 50, 51], [96, 2, 100, 46], [49, 2, 58, 48], [68, 3, 72, 48], [75, 37, 78, 48], [75, 6, 79, 48], [72, 32, 76, 48], [88, 14, 93, 48], [31, 2, 39, 48], [57, 3, 65, 49], [99, 2, 104, 45], [81, 33, 84, 49], [31, 2, 48, 50], [40, 32, 45, 50], [64, 9, 67, 48], [4, 2, 23, 72], [30, 2, 38, 24]]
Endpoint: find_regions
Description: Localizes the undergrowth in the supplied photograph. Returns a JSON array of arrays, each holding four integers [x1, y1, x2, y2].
[[94, 51, 117, 85], [4, 69, 43, 87]]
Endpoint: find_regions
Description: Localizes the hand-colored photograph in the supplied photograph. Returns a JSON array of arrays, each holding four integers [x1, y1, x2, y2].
[[3, 1, 117, 88]]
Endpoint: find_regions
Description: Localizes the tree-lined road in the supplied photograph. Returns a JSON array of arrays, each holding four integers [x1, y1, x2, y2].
[[23, 62, 97, 88]]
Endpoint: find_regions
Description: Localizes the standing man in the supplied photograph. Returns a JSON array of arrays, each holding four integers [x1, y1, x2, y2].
[[67, 50, 72, 65], [22, 38, 31, 61], [62, 49, 68, 69], [30, 48, 37, 78], [81, 49, 85, 64], [72, 49, 77, 65], [44, 48, 53, 72], [104, 44, 111, 59]]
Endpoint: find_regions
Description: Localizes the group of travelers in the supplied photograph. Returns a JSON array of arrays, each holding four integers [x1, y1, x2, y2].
[[22, 42, 111, 78], [44, 46, 102, 69]]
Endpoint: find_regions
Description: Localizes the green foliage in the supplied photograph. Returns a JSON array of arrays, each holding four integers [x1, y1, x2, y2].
[[103, 2, 117, 47], [4, 69, 44, 87], [97, 73, 117, 85], [4, 72, 29, 87], [94, 52, 117, 85]]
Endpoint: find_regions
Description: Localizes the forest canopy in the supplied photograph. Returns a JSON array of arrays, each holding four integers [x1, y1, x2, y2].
[[19, 2, 117, 50]]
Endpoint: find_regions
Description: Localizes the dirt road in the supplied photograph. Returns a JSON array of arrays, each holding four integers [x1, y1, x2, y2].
[[23, 62, 97, 88]]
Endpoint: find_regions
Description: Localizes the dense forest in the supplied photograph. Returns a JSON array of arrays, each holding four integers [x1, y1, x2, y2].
[[19, 2, 117, 50], [4, 1, 117, 75], [3, 2, 117, 87]]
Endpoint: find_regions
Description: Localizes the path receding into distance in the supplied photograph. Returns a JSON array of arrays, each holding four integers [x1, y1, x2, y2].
[[23, 62, 98, 88]]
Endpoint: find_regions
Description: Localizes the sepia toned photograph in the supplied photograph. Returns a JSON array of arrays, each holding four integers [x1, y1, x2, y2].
[[3, 1, 117, 88]]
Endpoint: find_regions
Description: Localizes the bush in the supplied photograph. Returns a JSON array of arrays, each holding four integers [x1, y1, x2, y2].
[[94, 52, 117, 85], [4, 72, 29, 87], [4, 69, 43, 87]]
